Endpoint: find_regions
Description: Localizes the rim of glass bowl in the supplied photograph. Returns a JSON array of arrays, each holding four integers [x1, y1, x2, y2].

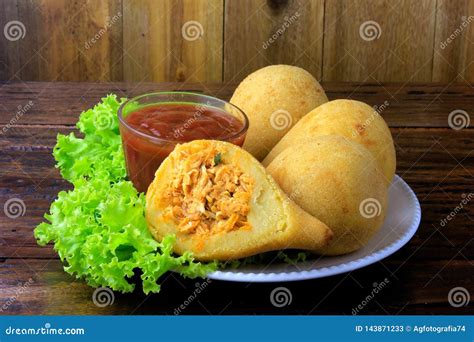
[[117, 91, 249, 144]]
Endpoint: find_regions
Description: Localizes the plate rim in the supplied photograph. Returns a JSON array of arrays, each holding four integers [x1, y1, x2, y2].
[[207, 175, 421, 282]]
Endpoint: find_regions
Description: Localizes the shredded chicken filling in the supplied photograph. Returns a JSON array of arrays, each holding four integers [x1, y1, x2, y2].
[[163, 147, 254, 235]]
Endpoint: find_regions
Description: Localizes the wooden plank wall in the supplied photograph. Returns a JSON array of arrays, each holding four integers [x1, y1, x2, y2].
[[0, 0, 473, 83]]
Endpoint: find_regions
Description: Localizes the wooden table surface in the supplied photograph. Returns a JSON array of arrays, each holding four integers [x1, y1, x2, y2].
[[0, 81, 472, 315]]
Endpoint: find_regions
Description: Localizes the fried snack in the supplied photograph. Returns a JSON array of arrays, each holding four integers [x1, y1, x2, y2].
[[263, 99, 396, 183], [145, 140, 333, 261], [230, 65, 328, 161], [266, 136, 387, 255]]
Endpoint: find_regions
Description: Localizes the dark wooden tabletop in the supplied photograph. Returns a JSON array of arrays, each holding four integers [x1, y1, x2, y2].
[[0, 81, 472, 315]]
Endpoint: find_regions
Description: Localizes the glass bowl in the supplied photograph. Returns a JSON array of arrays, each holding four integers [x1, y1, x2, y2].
[[118, 92, 249, 193]]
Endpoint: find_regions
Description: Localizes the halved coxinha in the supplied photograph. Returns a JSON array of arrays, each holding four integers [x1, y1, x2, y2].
[[146, 140, 333, 261]]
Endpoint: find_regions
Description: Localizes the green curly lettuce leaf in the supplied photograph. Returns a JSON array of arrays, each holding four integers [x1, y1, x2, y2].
[[53, 94, 126, 184], [35, 95, 216, 294]]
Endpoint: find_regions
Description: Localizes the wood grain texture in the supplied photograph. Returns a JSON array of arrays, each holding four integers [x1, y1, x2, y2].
[[323, 0, 437, 82], [1, 81, 473, 127], [224, 0, 324, 83], [122, 0, 223, 82], [1, 0, 474, 83], [432, 0, 474, 82], [0, 259, 472, 315], [10, 0, 124, 82], [0, 81, 473, 315], [0, 1, 21, 81]]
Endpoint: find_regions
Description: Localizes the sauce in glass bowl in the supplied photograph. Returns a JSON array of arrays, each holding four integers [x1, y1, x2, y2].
[[118, 93, 248, 193]]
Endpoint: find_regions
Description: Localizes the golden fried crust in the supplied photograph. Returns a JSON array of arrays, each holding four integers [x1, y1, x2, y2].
[[146, 140, 333, 261], [267, 136, 388, 255], [230, 65, 328, 161], [263, 99, 396, 184]]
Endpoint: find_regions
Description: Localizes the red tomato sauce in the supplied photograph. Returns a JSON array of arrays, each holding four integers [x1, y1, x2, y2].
[[120, 103, 246, 193]]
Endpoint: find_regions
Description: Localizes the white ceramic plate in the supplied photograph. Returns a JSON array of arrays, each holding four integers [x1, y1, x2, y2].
[[208, 175, 421, 282]]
